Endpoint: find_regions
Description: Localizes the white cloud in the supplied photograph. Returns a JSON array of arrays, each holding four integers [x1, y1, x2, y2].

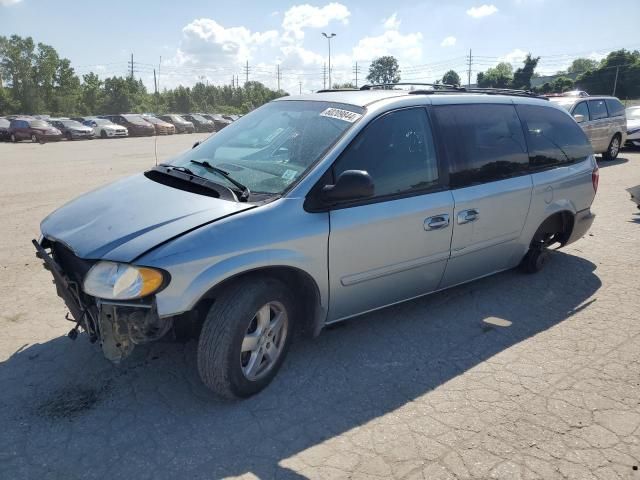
[[466, 4, 498, 18], [177, 18, 278, 65], [0, 0, 23, 5], [282, 3, 350, 40], [383, 13, 401, 30], [499, 48, 527, 64], [588, 51, 606, 62], [440, 36, 457, 47], [352, 30, 423, 64]]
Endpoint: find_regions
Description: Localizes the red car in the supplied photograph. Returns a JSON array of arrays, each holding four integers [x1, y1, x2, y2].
[[9, 118, 63, 143]]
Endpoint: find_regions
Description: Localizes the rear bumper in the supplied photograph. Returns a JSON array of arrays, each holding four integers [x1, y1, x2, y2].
[[566, 208, 595, 245]]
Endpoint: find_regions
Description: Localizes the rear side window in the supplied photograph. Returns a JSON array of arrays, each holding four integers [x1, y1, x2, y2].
[[334, 108, 439, 198], [432, 104, 529, 188], [605, 99, 625, 117], [516, 104, 593, 169], [588, 100, 608, 120]]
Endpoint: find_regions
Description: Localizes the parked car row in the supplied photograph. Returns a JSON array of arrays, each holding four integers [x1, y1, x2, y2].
[[0, 112, 240, 142]]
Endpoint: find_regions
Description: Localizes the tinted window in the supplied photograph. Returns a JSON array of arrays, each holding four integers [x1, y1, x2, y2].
[[588, 99, 608, 120], [516, 104, 593, 169], [605, 99, 625, 117], [333, 108, 439, 198], [433, 104, 528, 188], [572, 102, 589, 122]]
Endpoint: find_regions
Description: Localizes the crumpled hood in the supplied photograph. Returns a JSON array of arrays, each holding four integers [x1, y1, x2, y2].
[[40, 173, 252, 262]]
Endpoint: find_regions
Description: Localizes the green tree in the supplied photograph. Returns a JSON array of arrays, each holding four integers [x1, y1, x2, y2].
[[442, 70, 461, 86], [567, 58, 599, 74], [332, 82, 355, 89], [80, 72, 103, 114], [512, 54, 540, 89], [551, 76, 574, 93], [476, 62, 513, 88], [367, 56, 401, 85], [576, 49, 640, 97]]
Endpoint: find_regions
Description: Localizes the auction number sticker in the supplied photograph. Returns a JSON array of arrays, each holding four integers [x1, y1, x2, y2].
[[282, 169, 298, 181], [320, 108, 362, 123]]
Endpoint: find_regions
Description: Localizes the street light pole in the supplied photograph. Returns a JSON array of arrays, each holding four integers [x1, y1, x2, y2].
[[322, 32, 336, 89]]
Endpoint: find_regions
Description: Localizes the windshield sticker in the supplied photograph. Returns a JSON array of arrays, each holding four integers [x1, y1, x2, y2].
[[320, 108, 362, 123], [282, 169, 297, 181]]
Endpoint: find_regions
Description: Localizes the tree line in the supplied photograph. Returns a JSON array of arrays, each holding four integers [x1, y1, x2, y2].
[[0, 35, 286, 116], [355, 50, 640, 99]]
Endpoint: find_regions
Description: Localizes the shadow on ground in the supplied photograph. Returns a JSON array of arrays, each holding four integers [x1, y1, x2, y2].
[[596, 156, 629, 168], [0, 252, 601, 479]]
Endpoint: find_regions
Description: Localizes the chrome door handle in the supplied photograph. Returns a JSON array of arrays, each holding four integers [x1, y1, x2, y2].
[[424, 214, 450, 230], [457, 209, 479, 224]]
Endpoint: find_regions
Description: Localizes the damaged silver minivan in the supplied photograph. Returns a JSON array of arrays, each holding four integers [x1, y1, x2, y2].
[[35, 86, 598, 398]]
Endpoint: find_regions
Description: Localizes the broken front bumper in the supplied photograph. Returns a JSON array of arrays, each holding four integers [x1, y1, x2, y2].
[[33, 239, 172, 363]]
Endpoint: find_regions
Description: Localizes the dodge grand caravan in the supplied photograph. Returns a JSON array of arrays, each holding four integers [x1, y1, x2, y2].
[[34, 85, 598, 398]]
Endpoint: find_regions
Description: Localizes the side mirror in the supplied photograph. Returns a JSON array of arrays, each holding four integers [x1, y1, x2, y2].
[[573, 113, 585, 123], [321, 170, 374, 203], [192, 141, 200, 149]]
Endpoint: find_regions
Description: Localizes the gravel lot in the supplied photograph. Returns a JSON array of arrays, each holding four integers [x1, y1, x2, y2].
[[1, 136, 639, 480]]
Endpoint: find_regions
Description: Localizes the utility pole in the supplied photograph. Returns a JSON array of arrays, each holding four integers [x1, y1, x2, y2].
[[353, 61, 361, 88], [612, 65, 620, 96], [158, 56, 161, 93], [276, 64, 281, 91], [299, 81, 302, 94], [467, 49, 472, 87], [153, 69, 157, 95], [129, 53, 134, 79], [322, 32, 336, 89], [323, 63, 327, 89], [243, 60, 250, 85]]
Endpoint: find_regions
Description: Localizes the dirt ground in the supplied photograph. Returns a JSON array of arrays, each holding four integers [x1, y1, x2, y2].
[[1, 136, 639, 480]]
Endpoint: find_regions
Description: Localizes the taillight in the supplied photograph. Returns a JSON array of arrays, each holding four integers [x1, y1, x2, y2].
[[592, 165, 599, 194]]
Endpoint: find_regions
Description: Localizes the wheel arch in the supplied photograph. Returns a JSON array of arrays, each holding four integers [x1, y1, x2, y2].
[[189, 265, 326, 340], [528, 209, 575, 248]]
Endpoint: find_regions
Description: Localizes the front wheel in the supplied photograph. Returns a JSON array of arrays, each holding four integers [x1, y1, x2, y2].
[[10, 133, 17, 143], [197, 278, 294, 399], [100, 130, 107, 139], [602, 134, 621, 161]]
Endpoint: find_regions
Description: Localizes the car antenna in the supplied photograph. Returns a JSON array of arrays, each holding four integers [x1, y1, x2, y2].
[[154, 56, 162, 167]]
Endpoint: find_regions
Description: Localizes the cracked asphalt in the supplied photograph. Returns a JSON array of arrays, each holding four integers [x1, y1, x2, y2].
[[1, 136, 639, 480]]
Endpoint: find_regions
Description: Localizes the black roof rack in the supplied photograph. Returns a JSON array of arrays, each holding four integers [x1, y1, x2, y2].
[[357, 82, 546, 99], [315, 88, 359, 93]]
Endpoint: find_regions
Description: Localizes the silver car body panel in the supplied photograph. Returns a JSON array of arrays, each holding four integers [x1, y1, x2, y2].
[[40, 91, 597, 330]]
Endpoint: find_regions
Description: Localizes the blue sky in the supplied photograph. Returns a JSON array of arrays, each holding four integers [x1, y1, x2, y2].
[[1, 0, 639, 93]]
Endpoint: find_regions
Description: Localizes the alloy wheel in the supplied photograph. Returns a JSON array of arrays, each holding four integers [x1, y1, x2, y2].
[[240, 301, 288, 381]]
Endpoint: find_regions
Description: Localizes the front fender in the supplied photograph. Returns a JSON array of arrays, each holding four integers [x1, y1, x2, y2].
[[142, 198, 330, 320], [157, 248, 326, 318]]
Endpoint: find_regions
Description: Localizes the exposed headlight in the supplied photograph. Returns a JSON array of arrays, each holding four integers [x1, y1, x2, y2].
[[83, 261, 167, 300]]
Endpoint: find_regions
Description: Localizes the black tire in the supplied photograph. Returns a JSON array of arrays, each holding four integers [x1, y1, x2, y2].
[[31, 134, 39, 143], [10, 133, 17, 143], [66, 132, 73, 141], [197, 277, 295, 399], [602, 134, 621, 161], [520, 246, 550, 274], [100, 130, 107, 139]]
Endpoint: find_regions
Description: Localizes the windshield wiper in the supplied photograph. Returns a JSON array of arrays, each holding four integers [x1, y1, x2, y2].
[[150, 165, 236, 201], [190, 160, 251, 200]]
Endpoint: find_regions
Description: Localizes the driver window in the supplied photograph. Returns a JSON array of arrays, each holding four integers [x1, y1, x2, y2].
[[333, 108, 439, 198]]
